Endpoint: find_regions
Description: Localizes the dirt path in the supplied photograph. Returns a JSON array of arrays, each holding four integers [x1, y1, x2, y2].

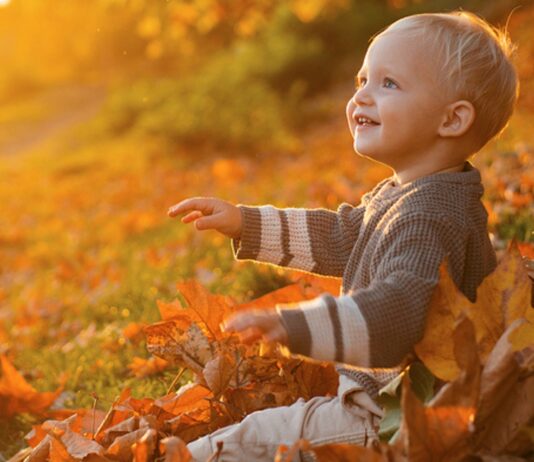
[[0, 84, 107, 157]]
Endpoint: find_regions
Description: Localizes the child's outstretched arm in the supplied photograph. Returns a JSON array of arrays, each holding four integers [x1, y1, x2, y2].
[[169, 196, 367, 278]]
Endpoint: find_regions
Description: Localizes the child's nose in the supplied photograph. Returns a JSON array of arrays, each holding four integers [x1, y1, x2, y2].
[[353, 86, 372, 105]]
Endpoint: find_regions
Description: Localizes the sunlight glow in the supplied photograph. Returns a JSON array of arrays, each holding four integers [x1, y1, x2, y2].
[[0, 0, 10, 7]]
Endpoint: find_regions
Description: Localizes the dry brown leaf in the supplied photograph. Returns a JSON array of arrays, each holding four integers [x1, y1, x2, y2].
[[291, 360, 339, 401], [156, 300, 193, 327], [176, 279, 236, 339], [100, 416, 139, 446], [274, 439, 311, 462], [508, 320, 534, 352], [155, 383, 212, 416], [203, 353, 237, 397], [288, 272, 342, 297], [312, 440, 408, 462], [472, 318, 534, 454], [49, 435, 77, 462], [415, 242, 534, 381], [464, 242, 534, 361], [414, 258, 470, 381], [236, 283, 309, 310], [399, 371, 475, 462], [105, 428, 147, 460], [128, 356, 169, 378], [57, 428, 105, 460], [165, 406, 231, 444], [145, 321, 215, 373], [132, 428, 157, 462], [0, 355, 62, 418], [159, 436, 192, 462], [25, 434, 52, 462], [429, 314, 481, 409], [122, 322, 148, 343]]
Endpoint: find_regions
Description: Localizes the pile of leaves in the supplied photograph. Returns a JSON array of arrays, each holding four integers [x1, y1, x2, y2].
[[6, 243, 534, 461]]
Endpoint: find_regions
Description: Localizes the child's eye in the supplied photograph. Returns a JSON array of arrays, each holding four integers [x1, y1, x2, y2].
[[384, 78, 398, 89], [355, 76, 366, 89]]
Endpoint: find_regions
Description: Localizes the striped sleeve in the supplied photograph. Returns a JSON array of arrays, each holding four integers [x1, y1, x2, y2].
[[276, 293, 372, 365], [276, 213, 464, 368], [231, 203, 365, 277]]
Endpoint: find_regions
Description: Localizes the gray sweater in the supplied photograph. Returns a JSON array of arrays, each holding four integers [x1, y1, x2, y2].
[[231, 161, 497, 405]]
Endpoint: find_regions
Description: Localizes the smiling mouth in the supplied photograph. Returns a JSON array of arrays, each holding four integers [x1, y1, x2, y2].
[[356, 116, 380, 126]]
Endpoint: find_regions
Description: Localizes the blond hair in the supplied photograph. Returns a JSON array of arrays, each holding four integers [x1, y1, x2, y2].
[[374, 10, 519, 149]]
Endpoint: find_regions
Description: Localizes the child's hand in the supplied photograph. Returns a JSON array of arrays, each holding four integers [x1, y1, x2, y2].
[[223, 310, 289, 346], [167, 197, 242, 239]]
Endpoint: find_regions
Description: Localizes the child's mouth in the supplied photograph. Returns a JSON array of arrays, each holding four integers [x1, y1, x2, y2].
[[356, 116, 379, 126]]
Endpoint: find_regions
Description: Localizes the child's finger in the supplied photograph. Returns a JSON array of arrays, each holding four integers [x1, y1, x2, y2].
[[181, 211, 203, 223], [168, 198, 214, 217], [238, 327, 264, 344], [194, 214, 223, 231], [223, 312, 258, 333]]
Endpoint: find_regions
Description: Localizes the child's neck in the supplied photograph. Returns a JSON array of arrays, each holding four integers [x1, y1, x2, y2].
[[392, 161, 466, 186]]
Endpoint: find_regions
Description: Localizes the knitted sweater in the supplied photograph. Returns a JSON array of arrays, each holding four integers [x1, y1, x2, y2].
[[231, 161, 497, 406]]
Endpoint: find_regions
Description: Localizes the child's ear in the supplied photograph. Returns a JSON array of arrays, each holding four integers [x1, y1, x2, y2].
[[438, 100, 476, 138]]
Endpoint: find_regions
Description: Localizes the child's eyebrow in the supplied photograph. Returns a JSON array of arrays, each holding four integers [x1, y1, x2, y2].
[[356, 66, 402, 80]]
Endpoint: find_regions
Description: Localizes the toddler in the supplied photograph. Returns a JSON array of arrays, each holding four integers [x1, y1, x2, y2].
[[168, 10, 519, 462]]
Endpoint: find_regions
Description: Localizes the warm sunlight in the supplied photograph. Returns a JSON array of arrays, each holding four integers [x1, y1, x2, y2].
[[0, 0, 10, 7]]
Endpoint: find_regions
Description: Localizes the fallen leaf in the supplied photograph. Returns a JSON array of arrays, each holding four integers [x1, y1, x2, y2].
[[155, 383, 212, 416], [128, 356, 169, 378], [49, 435, 76, 462], [414, 258, 470, 381], [399, 372, 474, 462], [472, 318, 534, 454], [105, 428, 147, 460], [0, 355, 62, 418], [415, 243, 534, 381], [132, 429, 157, 462], [203, 353, 236, 398], [145, 321, 215, 373], [176, 280, 236, 339], [159, 436, 192, 462]]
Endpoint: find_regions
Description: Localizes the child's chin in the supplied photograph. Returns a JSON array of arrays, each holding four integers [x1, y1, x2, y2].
[[353, 144, 376, 160]]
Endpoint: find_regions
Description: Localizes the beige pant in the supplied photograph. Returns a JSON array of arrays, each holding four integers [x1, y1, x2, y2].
[[187, 375, 385, 462]]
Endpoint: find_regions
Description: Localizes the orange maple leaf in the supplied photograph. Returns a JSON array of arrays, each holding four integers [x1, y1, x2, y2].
[[0, 355, 62, 418]]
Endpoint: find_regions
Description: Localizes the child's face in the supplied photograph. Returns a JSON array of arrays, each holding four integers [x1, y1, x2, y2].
[[346, 30, 448, 171]]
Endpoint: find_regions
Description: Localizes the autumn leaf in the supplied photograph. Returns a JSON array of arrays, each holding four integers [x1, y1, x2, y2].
[[122, 322, 148, 344], [154, 383, 213, 416], [236, 283, 309, 310], [471, 318, 534, 454], [398, 370, 475, 462], [203, 353, 237, 398], [312, 440, 407, 462], [415, 242, 534, 381], [175, 279, 236, 339], [106, 428, 148, 460], [0, 354, 63, 418], [413, 257, 471, 381], [145, 321, 215, 373], [49, 434, 77, 462], [159, 436, 192, 462], [128, 356, 169, 378], [53, 428, 105, 460], [132, 428, 157, 462], [428, 314, 481, 410]]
